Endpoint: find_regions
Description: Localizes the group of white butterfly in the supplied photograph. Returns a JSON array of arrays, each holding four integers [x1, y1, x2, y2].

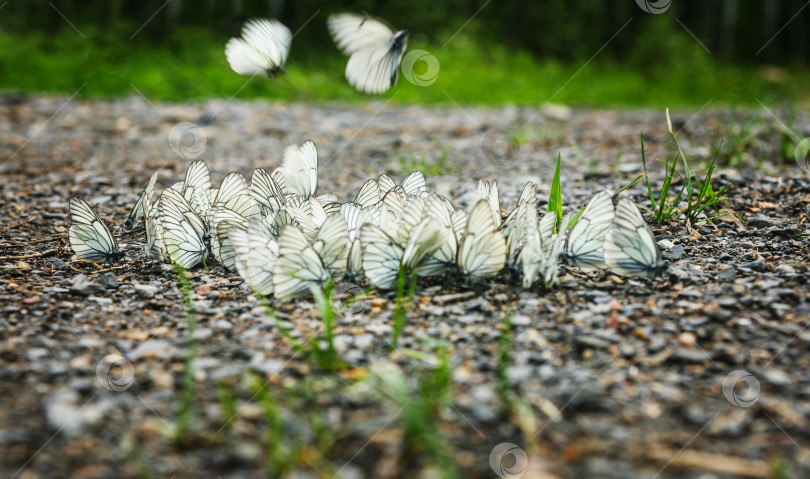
[[226, 13, 410, 95], [68, 139, 667, 302]]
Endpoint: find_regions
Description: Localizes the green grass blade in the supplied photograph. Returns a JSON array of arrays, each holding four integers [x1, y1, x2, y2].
[[548, 153, 563, 232]]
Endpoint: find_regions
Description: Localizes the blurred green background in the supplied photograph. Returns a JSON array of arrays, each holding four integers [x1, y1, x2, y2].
[[1, 0, 809, 106]]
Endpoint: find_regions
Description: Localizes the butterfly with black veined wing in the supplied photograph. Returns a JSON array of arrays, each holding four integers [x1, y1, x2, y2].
[[230, 221, 279, 296], [541, 213, 571, 289], [225, 18, 292, 77], [69, 197, 124, 264], [272, 225, 331, 301], [159, 188, 209, 269], [603, 198, 667, 278], [456, 199, 507, 282], [562, 190, 614, 270], [281, 140, 318, 198], [144, 199, 168, 262], [123, 171, 158, 231], [327, 13, 408, 95]]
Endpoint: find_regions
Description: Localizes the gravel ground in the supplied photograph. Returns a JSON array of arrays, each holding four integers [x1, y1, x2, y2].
[[1, 95, 810, 479]]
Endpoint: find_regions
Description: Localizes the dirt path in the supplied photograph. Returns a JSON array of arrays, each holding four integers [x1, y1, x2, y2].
[[1, 96, 809, 478]]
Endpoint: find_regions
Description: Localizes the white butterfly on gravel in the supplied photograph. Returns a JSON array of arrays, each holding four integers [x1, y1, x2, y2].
[[230, 221, 279, 296], [562, 190, 614, 270], [123, 171, 158, 231], [604, 198, 667, 278], [281, 140, 319, 198], [457, 199, 506, 282], [159, 188, 210, 269], [328, 13, 408, 94], [69, 197, 124, 264], [225, 18, 292, 76]]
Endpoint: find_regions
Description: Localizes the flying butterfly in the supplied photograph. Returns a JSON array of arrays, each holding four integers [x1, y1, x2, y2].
[[603, 198, 667, 278], [225, 18, 292, 76], [328, 13, 408, 95], [69, 197, 124, 264]]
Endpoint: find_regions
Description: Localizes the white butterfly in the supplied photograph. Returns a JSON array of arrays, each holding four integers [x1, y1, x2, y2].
[[123, 171, 158, 230], [250, 167, 287, 217], [273, 225, 331, 301], [281, 140, 318, 198], [159, 188, 209, 269], [144, 200, 168, 262], [69, 197, 124, 264], [476, 179, 502, 229], [209, 207, 249, 271], [230, 221, 279, 296], [604, 198, 666, 278], [225, 18, 292, 76], [360, 224, 403, 290], [541, 213, 571, 289], [181, 160, 213, 219], [457, 199, 506, 282], [562, 191, 615, 270], [328, 13, 408, 94]]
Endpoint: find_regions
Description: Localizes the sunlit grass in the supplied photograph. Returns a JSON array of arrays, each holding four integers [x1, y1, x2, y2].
[[2, 27, 808, 107]]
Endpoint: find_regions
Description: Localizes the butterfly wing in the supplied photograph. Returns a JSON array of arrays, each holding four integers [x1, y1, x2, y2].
[[281, 140, 318, 198], [457, 199, 506, 281], [69, 197, 121, 263], [123, 170, 158, 230], [327, 13, 395, 54], [159, 188, 208, 269], [226, 18, 291, 76], [604, 198, 665, 277], [273, 225, 329, 301], [563, 190, 614, 269], [360, 223, 404, 290]]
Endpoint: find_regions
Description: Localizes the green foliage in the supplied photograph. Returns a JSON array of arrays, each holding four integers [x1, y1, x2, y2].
[[391, 264, 418, 350], [172, 265, 198, 440], [547, 153, 563, 232], [372, 347, 457, 478], [246, 373, 289, 476], [397, 146, 455, 175], [497, 310, 515, 410], [642, 112, 731, 226], [1, 25, 808, 107]]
